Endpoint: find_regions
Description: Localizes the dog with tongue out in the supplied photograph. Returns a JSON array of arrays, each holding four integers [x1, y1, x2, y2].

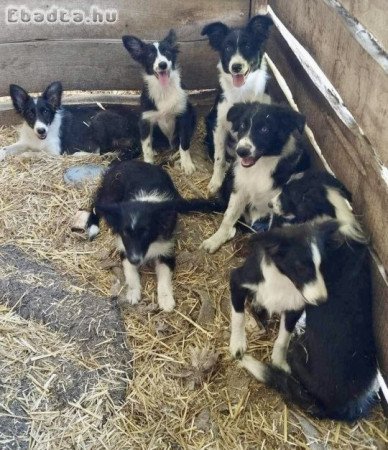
[[201, 14, 273, 195], [122, 30, 197, 175]]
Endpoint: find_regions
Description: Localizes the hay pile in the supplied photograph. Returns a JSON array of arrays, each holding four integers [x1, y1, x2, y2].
[[0, 122, 387, 449]]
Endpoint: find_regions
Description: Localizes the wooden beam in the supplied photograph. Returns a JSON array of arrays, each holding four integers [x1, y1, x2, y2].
[[0, 40, 219, 96], [339, 0, 388, 51], [270, 0, 388, 167], [0, 90, 217, 125]]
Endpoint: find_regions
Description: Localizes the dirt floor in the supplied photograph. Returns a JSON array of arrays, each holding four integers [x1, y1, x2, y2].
[[0, 120, 387, 449]]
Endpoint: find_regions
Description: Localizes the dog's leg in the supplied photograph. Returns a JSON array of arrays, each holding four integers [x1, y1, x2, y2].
[[121, 255, 141, 305], [155, 256, 175, 312], [208, 124, 227, 194], [139, 118, 154, 164], [0, 142, 31, 160], [271, 310, 304, 372], [178, 105, 196, 175], [230, 268, 249, 358], [201, 191, 246, 253]]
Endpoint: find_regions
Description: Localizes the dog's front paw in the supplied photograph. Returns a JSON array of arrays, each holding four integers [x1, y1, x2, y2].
[[181, 157, 196, 175], [230, 334, 247, 359], [201, 228, 236, 253], [201, 235, 222, 254], [207, 174, 222, 195], [271, 347, 291, 373], [126, 286, 141, 305], [158, 289, 175, 312]]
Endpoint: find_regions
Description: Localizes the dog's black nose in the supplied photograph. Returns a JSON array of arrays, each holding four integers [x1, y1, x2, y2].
[[268, 201, 273, 209], [232, 63, 243, 73], [128, 255, 141, 265], [37, 128, 46, 135], [236, 146, 251, 157], [158, 61, 167, 70]]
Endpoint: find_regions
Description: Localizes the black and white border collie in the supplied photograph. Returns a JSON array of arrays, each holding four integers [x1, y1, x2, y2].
[[201, 102, 309, 253], [269, 169, 366, 242], [201, 14, 273, 193], [87, 160, 221, 312], [0, 82, 141, 160], [230, 221, 377, 421], [122, 30, 197, 175]]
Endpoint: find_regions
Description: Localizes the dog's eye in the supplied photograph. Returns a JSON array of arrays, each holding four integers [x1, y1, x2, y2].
[[259, 126, 269, 134], [225, 45, 233, 52]]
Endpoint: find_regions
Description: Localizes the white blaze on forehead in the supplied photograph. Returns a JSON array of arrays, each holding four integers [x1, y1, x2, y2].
[[153, 42, 171, 71], [34, 120, 48, 133], [302, 241, 327, 305], [229, 52, 250, 73], [133, 190, 172, 203], [237, 135, 254, 151]]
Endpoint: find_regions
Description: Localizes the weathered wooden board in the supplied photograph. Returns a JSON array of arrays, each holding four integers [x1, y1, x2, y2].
[[266, 25, 388, 378], [340, 0, 388, 50], [0, 90, 217, 125], [0, 0, 249, 42], [0, 40, 219, 96], [270, 0, 388, 167]]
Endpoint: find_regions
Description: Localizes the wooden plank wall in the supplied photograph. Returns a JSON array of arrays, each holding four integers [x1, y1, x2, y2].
[[0, 0, 250, 95], [264, 1, 388, 378], [339, 0, 388, 50]]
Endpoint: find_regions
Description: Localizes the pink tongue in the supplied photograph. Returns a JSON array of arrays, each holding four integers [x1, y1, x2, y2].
[[233, 74, 245, 87], [158, 71, 169, 87], [241, 157, 256, 167]]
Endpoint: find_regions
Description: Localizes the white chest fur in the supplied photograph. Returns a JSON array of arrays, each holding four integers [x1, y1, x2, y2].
[[216, 62, 269, 131], [18, 111, 62, 155], [245, 258, 306, 316], [234, 156, 280, 218], [142, 71, 187, 142]]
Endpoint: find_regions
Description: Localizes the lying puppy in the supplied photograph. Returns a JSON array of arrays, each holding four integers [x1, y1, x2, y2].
[[87, 160, 221, 312], [202, 102, 309, 253], [202, 14, 273, 193], [230, 221, 377, 421], [0, 82, 140, 160], [269, 169, 365, 241], [122, 30, 197, 175]]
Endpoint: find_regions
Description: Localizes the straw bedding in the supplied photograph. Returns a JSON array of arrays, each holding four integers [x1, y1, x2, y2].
[[0, 121, 386, 449]]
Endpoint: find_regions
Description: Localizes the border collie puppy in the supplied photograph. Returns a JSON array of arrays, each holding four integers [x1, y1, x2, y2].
[[201, 14, 273, 193], [201, 102, 309, 253], [87, 160, 221, 311], [230, 222, 377, 421], [122, 30, 197, 175], [0, 82, 141, 160], [269, 169, 366, 241]]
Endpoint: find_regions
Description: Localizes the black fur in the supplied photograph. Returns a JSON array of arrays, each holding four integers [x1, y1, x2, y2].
[[271, 170, 352, 222], [235, 223, 378, 421], [87, 161, 224, 256], [202, 15, 273, 161], [201, 15, 273, 76], [220, 103, 309, 218], [122, 31, 197, 157], [9, 82, 141, 157]]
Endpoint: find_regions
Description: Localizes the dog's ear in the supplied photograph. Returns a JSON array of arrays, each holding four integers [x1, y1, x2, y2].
[[10, 84, 30, 114], [42, 81, 63, 110], [279, 109, 306, 134], [164, 29, 178, 48], [201, 22, 229, 51], [96, 203, 122, 233], [227, 103, 247, 129], [292, 111, 306, 134], [122, 35, 145, 62], [247, 14, 273, 40]]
